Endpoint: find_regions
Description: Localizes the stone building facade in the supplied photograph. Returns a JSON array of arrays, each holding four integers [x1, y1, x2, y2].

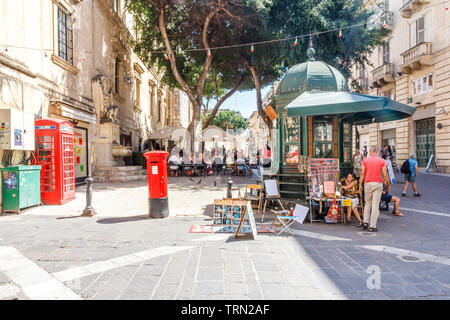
[[0, 0, 189, 192], [351, 0, 450, 172]]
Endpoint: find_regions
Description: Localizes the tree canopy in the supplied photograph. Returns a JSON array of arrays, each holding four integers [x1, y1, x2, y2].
[[267, 0, 390, 78], [203, 110, 248, 131], [127, 0, 390, 137]]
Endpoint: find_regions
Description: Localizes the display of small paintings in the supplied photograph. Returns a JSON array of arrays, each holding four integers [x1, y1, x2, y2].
[[308, 158, 340, 197], [213, 199, 249, 227]]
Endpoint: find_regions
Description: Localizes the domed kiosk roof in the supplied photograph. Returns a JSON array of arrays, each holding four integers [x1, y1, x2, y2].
[[273, 48, 348, 107]]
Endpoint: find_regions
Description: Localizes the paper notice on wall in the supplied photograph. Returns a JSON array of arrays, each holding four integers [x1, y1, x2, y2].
[[152, 166, 158, 175], [324, 181, 335, 195]]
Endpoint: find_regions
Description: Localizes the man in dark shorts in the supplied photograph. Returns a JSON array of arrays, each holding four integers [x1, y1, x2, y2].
[[402, 153, 421, 197], [381, 186, 404, 217]]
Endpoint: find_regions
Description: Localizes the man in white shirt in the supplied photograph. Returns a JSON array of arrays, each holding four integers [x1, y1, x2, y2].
[[168, 153, 181, 165]]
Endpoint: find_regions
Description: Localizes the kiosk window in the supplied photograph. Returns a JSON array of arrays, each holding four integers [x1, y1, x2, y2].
[[342, 121, 352, 164], [283, 116, 301, 164], [313, 117, 333, 158]]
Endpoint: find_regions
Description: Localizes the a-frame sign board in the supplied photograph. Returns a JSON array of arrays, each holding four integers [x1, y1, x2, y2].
[[234, 201, 257, 240]]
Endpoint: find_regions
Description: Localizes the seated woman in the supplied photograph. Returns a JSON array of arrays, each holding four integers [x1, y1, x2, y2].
[[381, 186, 404, 216], [340, 173, 363, 227]]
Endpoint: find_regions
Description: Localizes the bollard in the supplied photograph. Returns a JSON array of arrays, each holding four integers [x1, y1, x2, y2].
[[226, 177, 234, 199], [81, 176, 96, 217]]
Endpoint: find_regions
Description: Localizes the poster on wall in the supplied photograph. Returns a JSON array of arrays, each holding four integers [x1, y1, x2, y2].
[[4, 172, 17, 189], [14, 129, 22, 146], [73, 127, 87, 182]]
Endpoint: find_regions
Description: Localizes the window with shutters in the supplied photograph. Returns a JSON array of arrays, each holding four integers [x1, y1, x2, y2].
[[411, 74, 433, 97], [135, 76, 141, 109], [383, 42, 390, 64], [358, 64, 365, 79], [115, 58, 120, 94], [416, 16, 425, 45], [157, 91, 162, 123], [57, 7, 73, 64], [149, 83, 154, 116]]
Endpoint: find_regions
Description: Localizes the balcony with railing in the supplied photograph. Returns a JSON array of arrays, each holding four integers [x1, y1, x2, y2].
[[371, 63, 394, 88], [400, 0, 431, 18], [400, 42, 432, 74]]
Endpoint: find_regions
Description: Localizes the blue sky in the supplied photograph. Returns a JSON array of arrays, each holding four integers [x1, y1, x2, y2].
[[207, 86, 272, 119]]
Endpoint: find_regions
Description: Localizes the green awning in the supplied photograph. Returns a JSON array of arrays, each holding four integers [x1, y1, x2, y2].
[[286, 91, 415, 124]]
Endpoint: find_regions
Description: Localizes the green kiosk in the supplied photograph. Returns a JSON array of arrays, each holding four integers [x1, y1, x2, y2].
[[263, 47, 415, 202]]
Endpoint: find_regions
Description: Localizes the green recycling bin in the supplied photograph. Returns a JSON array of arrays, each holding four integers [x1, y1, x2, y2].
[[1, 165, 41, 214]]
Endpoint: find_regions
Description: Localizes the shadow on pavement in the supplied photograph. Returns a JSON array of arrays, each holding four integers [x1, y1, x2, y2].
[[96, 215, 150, 224], [56, 215, 83, 220]]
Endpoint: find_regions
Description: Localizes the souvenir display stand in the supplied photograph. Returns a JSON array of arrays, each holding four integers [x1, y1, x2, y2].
[[305, 158, 349, 223], [213, 199, 257, 239]]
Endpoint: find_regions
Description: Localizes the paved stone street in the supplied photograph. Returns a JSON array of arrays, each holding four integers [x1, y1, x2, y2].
[[0, 172, 449, 300]]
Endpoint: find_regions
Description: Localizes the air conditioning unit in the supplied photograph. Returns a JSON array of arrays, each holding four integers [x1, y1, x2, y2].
[[0, 108, 35, 150]]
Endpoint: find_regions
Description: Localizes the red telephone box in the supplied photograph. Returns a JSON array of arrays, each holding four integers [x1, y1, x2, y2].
[[34, 119, 75, 205], [143, 151, 169, 218]]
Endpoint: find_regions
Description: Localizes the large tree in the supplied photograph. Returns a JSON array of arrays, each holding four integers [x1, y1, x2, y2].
[[128, 0, 390, 138], [267, 0, 390, 77], [241, 0, 391, 131], [127, 0, 258, 148]]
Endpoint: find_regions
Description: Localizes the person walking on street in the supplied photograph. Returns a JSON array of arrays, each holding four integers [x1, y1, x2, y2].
[[380, 145, 389, 160], [363, 146, 368, 158], [353, 149, 363, 179], [402, 153, 421, 197], [359, 146, 391, 232]]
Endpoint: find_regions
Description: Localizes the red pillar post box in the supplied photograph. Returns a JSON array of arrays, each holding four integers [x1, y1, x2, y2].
[[143, 151, 169, 218]]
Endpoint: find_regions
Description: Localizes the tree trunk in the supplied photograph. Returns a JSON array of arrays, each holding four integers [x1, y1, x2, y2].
[[202, 75, 246, 130], [248, 65, 272, 131], [157, 3, 222, 153]]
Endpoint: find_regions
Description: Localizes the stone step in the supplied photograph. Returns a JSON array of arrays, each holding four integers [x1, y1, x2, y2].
[[91, 176, 110, 182], [92, 174, 148, 183], [95, 166, 143, 172], [93, 169, 147, 177], [109, 175, 147, 183]]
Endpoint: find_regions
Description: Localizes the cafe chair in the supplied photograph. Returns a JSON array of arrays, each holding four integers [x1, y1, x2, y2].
[[236, 164, 246, 176], [222, 164, 232, 176], [213, 158, 224, 175], [181, 159, 194, 176], [234, 159, 246, 176], [168, 161, 179, 177], [195, 163, 207, 176], [243, 184, 263, 214]]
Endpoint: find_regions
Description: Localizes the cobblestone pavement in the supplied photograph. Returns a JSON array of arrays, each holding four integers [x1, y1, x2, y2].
[[0, 172, 449, 300]]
